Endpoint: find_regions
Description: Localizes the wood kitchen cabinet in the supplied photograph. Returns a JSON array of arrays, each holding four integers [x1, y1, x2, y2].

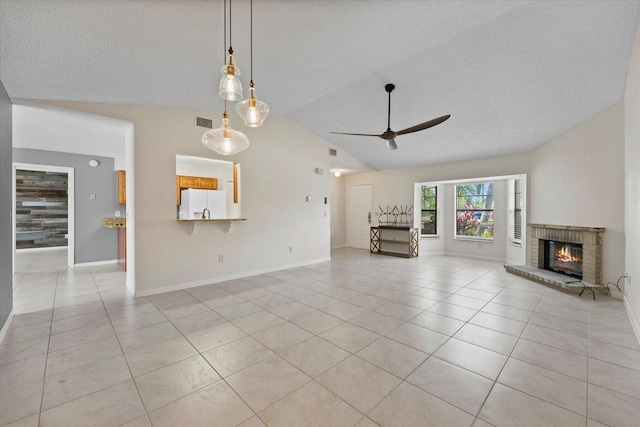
[[176, 175, 218, 205], [117, 170, 126, 205]]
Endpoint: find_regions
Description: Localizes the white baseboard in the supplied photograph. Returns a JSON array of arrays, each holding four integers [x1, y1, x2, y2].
[[624, 296, 640, 346], [331, 244, 347, 250], [16, 247, 66, 253], [0, 310, 15, 344], [74, 259, 118, 268], [134, 257, 332, 297]]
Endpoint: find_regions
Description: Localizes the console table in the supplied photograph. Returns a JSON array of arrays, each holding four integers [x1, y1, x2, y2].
[[370, 226, 419, 258]]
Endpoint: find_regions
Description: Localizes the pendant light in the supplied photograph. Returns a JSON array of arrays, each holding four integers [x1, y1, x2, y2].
[[202, 101, 250, 155], [236, 0, 269, 127], [219, 0, 243, 101]]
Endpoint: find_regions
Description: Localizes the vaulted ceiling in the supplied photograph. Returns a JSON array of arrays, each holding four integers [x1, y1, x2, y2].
[[1, 1, 639, 171]]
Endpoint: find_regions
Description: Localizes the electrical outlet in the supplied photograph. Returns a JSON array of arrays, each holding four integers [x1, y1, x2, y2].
[[115, 211, 121, 218], [289, 247, 293, 253], [218, 254, 224, 262]]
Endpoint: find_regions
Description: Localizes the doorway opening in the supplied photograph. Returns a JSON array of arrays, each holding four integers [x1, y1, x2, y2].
[[12, 163, 75, 271]]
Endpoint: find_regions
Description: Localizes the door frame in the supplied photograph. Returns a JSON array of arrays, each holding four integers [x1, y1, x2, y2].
[[347, 183, 373, 250], [12, 163, 75, 271]]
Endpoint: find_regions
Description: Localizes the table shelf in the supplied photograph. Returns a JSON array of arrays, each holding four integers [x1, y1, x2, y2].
[[370, 226, 418, 258]]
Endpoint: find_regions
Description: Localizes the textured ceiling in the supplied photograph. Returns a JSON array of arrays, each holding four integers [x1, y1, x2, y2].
[[1, 0, 639, 171]]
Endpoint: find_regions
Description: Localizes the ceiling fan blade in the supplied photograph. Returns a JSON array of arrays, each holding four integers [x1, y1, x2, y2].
[[396, 115, 451, 136], [386, 139, 397, 150], [330, 131, 382, 137]]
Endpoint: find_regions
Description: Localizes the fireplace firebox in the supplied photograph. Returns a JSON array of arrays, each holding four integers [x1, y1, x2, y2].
[[544, 240, 583, 279]]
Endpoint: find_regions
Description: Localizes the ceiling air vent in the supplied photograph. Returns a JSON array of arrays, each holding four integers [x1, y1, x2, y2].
[[329, 148, 337, 157], [195, 116, 213, 129]]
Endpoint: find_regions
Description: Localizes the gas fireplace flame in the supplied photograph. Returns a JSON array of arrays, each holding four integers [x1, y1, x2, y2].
[[556, 246, 581, 263]]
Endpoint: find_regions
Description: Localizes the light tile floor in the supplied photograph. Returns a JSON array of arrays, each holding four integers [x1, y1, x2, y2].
[[2, 247, 640, 426]]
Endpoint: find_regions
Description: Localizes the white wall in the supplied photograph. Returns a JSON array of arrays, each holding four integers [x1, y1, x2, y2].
[[625, 20, 640, 339], [30, 101, 332, 295], [529, 102, 625, 288]]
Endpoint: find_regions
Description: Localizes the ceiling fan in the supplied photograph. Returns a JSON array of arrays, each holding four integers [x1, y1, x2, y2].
[[330, 83, 450, 150]]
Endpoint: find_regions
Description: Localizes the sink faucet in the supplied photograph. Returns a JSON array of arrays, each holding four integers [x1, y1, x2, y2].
[[202, 208, 210, 219]]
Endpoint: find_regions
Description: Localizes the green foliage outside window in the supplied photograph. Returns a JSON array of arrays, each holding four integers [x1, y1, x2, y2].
[[421, 185, 437, 235], [455, 183, 494, 239]]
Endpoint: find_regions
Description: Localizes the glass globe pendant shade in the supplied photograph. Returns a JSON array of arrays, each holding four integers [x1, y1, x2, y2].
[[236, 86, 269, 127], [202, 113, 250, 155], [219, 53, 243, 101]]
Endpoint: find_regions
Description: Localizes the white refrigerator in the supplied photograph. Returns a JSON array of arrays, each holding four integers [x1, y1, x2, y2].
[[179, 188, 227, 219]]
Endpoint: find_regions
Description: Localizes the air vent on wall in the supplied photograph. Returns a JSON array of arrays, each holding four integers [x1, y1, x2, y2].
[[195, 116, 213, 129], [329, 148, 337, 157]]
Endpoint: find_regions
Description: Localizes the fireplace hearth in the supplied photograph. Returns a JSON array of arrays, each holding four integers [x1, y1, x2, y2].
[[504, 224, 605, 294]]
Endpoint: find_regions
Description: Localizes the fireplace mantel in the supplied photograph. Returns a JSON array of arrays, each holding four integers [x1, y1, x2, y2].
[[529, 223, 604, 285]]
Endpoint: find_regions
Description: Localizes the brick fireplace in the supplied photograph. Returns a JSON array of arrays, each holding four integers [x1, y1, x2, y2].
[[529, 224, 604, 285]]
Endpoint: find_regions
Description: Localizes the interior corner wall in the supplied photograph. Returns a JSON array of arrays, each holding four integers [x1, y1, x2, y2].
[[0, 80, 13, 332], [624, 19, 640, 338], [12, 149, 120, 264], [529, 102, 625, 286], [27, 101, 331, 295], [330, 174, 346, 248]]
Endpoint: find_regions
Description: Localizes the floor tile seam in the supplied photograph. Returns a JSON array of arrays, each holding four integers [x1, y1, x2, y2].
[[494, 380, 589, 419], [586, 350, 640, 374], [451, 329, 518, 357], [587, 320, 639, 338], [40, 376, 144, 421], [255, 376, 362, 424], [49, 314, 112, 336], [404, 366, 494, 419], [104, 292, 164, 425], [506, 351, 587, 382], [584, 368, 640, 402], [349, 349, 420, 382], [231, 354, 316, 416], [132, 367, 226, 415], [33, 268, 62, 426]]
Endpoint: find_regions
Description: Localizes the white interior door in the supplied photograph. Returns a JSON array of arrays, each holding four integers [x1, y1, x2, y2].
[[347, 184, 372, 250]]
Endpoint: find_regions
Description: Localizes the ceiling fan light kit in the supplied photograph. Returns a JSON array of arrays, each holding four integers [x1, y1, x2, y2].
[[330, 83, 450, 150]]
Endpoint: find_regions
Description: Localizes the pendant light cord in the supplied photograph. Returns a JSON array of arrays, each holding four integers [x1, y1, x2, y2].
[[223, 0, 227, 59], [229, 0, 233, 55], [250, 0, 254, 86]]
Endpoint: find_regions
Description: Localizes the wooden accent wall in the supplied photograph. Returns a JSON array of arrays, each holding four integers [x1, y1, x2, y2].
[[15, 170, 68, 249]]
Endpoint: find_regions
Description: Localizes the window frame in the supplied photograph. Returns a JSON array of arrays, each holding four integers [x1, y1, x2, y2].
[[420, 184, 438, 237], [454, 182, 495, 241], [508, 177, 523, 246]]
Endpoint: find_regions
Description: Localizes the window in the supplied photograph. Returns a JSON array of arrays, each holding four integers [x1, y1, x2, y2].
[[420, 185, 437, 236], [509, 177, 523, 244], [455, 182, 494, 240]]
